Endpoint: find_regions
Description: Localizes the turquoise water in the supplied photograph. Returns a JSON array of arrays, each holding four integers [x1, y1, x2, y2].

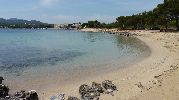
[[0, 29, 150, 91]]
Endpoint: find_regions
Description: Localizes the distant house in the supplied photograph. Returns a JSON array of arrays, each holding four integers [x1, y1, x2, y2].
[[53, 24, 62, 29], [72, 23, 82, 29], [52, 23, 81, 29]]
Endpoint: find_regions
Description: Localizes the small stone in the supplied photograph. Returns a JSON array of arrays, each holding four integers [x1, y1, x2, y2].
[[58, 94, 65, 100], [67, 96, 80, 100], [26, 90, 39, 100], [14, 90, 26, 98], [50, 96, 57, 100]]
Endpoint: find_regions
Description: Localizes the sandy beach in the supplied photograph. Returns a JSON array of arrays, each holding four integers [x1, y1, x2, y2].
[[28, 29, 178, 99], [2, 29, 178, 100], [0, 0, 178, 99]]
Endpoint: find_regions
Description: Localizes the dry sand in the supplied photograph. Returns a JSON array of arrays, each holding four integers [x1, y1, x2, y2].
[[35, 30, 179, 99]]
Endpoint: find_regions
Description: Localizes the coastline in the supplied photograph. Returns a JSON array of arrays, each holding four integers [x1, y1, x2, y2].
[[39, 29, 179, 100], [2, 29, 179, 100], [77, 29, 179, 100]]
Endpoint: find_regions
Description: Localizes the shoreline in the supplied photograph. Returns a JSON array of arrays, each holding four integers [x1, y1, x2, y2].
[[1, 29, 179, 99], [37, 29, 179, 99], [41, 29, 178, 100], [78, 29, 179, 100]]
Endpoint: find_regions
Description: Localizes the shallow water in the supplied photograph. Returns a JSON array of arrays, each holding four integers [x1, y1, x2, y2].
[[0, 29, 150, 94]]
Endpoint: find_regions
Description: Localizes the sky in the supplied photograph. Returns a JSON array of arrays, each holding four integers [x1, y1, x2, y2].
[[0, 0, 163, 24]]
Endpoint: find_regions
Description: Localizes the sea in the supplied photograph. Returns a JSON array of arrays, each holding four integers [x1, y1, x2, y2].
[[0, 29, 150, 95]]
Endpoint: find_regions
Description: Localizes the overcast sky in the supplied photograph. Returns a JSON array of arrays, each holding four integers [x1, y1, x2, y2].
[[0, 0, 163, 24]]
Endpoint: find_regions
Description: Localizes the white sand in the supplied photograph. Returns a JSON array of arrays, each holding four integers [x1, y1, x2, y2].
[[39, 30, 179, 100], [6, 29, 179, 100]]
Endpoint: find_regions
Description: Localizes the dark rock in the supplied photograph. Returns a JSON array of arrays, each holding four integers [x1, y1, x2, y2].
[[0, 77, 4, 84], [79, 84, 100, 100], [82, 92, 99, 100], [92, 82, 104, 93], [102, 80, 117, 95], [26, 90, 39, 100], [13, 90, 38, 100], [67, 96, 80, 100], [126, 33, 130, 37], [0, 84, 9, 98], [102, 80, 117, 91], [79, 84, 90, 96], [14, 90, 26, 98]]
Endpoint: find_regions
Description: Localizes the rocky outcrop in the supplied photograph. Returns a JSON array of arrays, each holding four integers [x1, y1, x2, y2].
[[79, 80, 117, 99], [79, 84, 100, 100], [0, 76, 39, 100], [1, 76, 117, 100], [102, 80, 117, 96], [0, 84, 9, 98]]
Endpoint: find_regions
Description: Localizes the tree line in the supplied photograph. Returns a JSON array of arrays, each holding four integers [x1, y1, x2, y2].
[[82, 0, 179, 31]]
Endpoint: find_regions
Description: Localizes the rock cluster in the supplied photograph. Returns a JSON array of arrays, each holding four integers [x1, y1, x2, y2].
[[1, 77, 117, 100], [79, 84, 100, 100], [51, 80, 117, 100], [102, 80, 117, 96], [79, 80, 117, 100], [0, 76, 39, 100]]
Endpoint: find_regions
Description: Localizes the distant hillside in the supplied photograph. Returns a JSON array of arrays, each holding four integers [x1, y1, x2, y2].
[[0, 18, 53, 28]]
